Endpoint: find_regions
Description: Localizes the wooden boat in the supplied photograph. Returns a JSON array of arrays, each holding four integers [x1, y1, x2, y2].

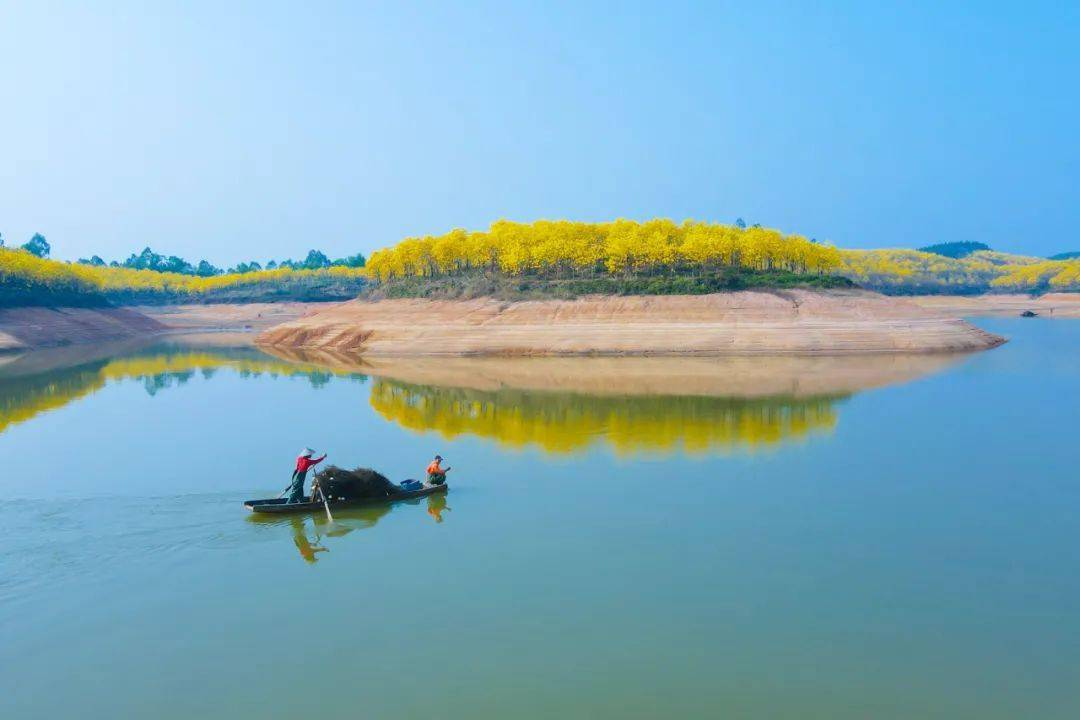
[[244, 483, 447, 514]]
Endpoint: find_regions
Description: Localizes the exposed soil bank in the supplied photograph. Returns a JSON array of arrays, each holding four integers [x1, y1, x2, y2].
[[0, 307, 164, 353], [0, 301, 337, 353], [256, 290, 1006, 356], [136, 302, 335, 333], [908, 293, 1080, 318]]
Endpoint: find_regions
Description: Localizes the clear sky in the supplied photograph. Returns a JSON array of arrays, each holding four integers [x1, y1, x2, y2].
[[1, 1, 1077, 264]]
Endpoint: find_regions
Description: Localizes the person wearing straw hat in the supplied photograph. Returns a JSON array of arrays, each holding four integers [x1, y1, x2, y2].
[[286, 448, 326, 503]]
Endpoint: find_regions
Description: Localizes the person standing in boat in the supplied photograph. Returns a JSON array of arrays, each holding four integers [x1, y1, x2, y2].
[[426, 454, 450, 485], [286, 448, 326, 503]]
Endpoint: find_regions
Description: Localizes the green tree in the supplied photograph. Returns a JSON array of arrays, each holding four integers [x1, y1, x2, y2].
[[229, 261, 263, 274], [195, 260, 221, 277], [161, 255, 195, 274], [22, 233, 50, 257], [918, 241, 990, 259], [331, 253, 366, 268], [124, 247, 162, 270], [302, 249, 331, 269]]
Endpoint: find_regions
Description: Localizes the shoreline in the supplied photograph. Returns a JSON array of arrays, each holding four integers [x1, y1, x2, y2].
[[6, 290, 1077, 356], [0, 306, 165, 354], [255, 291, 1007, 357], [0, 302, 334, 353], [907, 293, 1080, 318]]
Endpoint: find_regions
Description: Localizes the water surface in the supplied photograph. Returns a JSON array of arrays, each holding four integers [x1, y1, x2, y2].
[[1, 319, 1077, 719]]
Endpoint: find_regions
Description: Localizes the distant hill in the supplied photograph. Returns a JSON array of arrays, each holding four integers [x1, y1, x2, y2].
[[1050, 251, 1080, 260], [918, 241, 991, 259]]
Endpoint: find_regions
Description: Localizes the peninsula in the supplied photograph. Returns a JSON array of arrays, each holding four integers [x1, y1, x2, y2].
[[256, 290, 1004, 356]]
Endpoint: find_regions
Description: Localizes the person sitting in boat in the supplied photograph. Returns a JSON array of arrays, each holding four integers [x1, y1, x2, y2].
[[426, 455, 450, 485], [287, 448, 326, 503]]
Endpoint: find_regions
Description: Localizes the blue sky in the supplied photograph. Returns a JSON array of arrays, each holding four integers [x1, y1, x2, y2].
[[1, 1, 1077, 264]]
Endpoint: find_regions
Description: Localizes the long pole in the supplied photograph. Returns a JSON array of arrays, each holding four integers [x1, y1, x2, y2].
[[316, 476, 334, 523]]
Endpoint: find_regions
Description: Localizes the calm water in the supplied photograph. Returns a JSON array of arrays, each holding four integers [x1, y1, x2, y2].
[[1, 319, 1077, 719]]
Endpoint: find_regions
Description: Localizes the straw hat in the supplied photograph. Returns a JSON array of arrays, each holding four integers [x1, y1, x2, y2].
[[300, 448, 315, 457]]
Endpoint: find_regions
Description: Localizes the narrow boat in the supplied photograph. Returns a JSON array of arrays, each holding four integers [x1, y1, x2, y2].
[[244, 483, 447, 514]]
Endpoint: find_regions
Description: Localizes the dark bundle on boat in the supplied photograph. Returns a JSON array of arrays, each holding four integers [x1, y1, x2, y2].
[[314, 466, 396, 501]]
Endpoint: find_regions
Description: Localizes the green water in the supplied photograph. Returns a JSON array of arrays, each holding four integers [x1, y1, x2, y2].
[[1, 319, 1078, 719]]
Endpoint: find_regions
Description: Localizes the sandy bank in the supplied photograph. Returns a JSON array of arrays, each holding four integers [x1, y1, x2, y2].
[[256, 291, 1005, 356], [137, 302, 335, 332], [0, 301, 338, 353], [908, 293, 1080, 318], [0, 307, 164, 353]]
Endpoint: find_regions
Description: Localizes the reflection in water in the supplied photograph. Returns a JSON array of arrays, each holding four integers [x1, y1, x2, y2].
[[247, 501, 403, 562], [261, 347, 971, 455], [3, 340, 973, 457], [262, 348, 969, 399], [427, 493, 450, 523], [2, 340, 977, 573], [370, 379, 843, 455], [290, 516, 328, 563], [0, 363, 108, 434], [0, 343, 367, 434]]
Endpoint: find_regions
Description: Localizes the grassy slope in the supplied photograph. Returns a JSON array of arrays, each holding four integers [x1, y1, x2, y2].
[[367, 268, 855, 301]]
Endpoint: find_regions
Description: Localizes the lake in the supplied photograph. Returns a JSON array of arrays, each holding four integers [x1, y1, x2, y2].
[[1, 318, 1077, 719]]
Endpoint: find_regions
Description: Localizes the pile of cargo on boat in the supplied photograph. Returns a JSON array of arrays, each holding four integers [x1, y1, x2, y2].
[[314, 465, 396, 501]]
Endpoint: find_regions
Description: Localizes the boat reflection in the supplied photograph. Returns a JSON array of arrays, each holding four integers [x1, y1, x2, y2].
[[247, 495, 447, 562]]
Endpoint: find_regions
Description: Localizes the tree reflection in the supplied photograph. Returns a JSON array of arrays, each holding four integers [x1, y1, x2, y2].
[[369, 379, 843, 455], [0, 344, 368, 433]]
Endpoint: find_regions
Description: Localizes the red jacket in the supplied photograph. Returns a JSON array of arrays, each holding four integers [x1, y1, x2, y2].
[[295, 454, 326, 473]]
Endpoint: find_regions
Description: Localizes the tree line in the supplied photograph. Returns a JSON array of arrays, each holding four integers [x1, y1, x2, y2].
[[0, 232, 364, 275], [0, 243, 367, 307], [365, 219, 843, 281], [362, 219, 1080, 295], [77, 246, 364, 275], [839, 248, 1080, 293], [4, 224, 1078, 305]]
